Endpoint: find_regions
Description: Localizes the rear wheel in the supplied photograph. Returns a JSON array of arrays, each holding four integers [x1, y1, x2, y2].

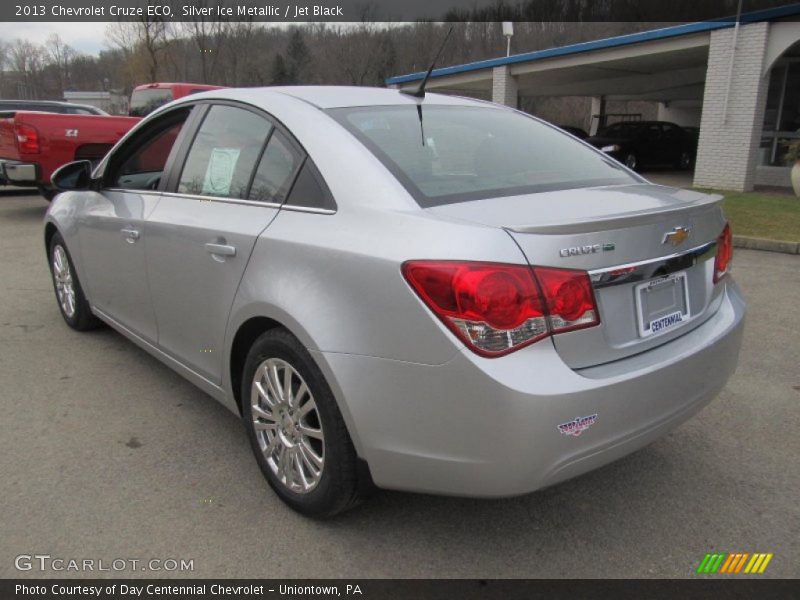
[[624, 153, 638, 171], [48, 232, 101, 331], [241, 328, 361, 517]]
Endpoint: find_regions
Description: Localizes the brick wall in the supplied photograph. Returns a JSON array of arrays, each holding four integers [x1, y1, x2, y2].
[[693, 22, 770, 191], [492, 66, 518, 108]]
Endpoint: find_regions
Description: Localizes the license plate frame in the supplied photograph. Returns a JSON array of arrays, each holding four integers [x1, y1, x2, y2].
[[635, 271, 690, 338]]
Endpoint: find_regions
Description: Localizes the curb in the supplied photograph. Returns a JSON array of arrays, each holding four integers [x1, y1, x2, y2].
[[733, 235, 800, 255]]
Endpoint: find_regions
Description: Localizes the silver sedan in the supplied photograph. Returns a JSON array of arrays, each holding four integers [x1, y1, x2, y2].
[[44, 87, 745, 516]]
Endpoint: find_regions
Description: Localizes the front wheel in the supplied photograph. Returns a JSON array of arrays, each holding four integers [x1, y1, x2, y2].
[[48, 232, 101, 331], [241, 328, 362, 517], [624, 153, 638, 171]]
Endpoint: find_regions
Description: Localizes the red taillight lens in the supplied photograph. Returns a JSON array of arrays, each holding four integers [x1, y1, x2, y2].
[[713, 223, 733, 283], [15, 123, 40, 154], [402, 261, 599, 357]]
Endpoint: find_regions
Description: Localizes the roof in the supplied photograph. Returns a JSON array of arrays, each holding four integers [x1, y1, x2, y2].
[[386, 3, 800, 86], [187, 85, 490, 109]]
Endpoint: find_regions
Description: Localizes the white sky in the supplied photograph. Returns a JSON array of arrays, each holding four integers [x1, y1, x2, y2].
[[0, 21, 400, 56], [0, 22, 111, 54]]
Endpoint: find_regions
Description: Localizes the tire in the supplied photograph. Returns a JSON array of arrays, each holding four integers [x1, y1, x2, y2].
[[241, 328, 361, 517], [624, 153, 638, 171], [676, 151, 694, 171], [48, 232, 102, 331]]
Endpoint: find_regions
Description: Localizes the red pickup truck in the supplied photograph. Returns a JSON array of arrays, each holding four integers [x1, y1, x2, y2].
[[0, 111, 139, 199], [0, 83, 226, 200]]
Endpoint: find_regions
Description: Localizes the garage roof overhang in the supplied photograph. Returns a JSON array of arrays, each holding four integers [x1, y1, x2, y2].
[[386, 3, 800, 103]]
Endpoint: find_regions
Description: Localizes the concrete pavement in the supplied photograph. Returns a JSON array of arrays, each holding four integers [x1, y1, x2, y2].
[[0, 192, 797, 579]]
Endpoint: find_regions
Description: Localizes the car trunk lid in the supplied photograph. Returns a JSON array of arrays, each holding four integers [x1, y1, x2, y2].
[[427, 183, 728, 368]]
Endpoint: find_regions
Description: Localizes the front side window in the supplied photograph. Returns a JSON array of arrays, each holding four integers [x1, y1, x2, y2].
[[107, 108, 190, 190], [330, 105, 635, 207], [178, 105, 273, 199]]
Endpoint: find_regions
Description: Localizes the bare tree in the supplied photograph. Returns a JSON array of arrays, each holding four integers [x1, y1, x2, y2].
[[45, 33, 78, 92], [106, 6, 171, 83], [8, 39, 46, 98], [180, 4, 228, 83]]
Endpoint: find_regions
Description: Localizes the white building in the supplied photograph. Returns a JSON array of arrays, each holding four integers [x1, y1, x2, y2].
[[63, 90, 129, 115], [386, 4, 800, 192]]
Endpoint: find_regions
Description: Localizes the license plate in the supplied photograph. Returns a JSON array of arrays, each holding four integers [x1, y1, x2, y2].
[[635, 272, 690, 338]]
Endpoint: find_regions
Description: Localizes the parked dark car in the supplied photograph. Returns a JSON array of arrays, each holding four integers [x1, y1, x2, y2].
[[585, 121, 696, 171], [556, 125, 588, 139], [0, 100, 107, 116]]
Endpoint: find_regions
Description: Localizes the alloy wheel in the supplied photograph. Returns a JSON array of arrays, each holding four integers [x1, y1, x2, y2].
[[52, 245, 76, 318], [250, 358, 325, 494]]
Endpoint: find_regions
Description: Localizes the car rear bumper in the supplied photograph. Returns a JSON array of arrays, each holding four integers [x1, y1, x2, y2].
[[0, 159, 38, 186], [314, 280, 745, 497]]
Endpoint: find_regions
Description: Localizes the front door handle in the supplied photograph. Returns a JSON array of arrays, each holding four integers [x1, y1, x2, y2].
[[120, 227, 140, 243], [205, 243, 236, 257]]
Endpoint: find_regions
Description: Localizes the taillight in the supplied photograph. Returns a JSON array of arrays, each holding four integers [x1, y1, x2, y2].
[[713, 223, 733, 283], [15, 123, 40, 154], [402, 261, 599, 357]]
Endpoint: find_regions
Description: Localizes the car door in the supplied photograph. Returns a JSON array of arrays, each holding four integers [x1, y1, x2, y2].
[[77, 106, 196, 342], [145, 102, 304, 384], [660, 123, 685, 164]]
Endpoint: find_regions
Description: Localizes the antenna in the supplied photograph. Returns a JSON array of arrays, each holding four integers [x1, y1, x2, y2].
[[401, 27, 453, 99]]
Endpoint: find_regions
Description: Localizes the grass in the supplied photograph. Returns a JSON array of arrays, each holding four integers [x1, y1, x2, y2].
[[695, 189, 800, 242]]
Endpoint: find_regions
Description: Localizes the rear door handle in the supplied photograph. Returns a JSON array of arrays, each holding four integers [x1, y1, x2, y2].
[[205, 243, 236, 257], [120, 227, 140, 243]]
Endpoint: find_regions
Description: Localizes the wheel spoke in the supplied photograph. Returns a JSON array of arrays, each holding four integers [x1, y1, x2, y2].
[[283, 366, 293, 406], [252, 403, 275, 422], [254, 380, 277, 407], [293, 451, 309, 490], [253, 421, 276, 432], [267, 364, 283, 403], [291, 382, 308, 409], [299, 441, 323, 470], [296, 398, 315, 419], [298, 423, 323, 440]]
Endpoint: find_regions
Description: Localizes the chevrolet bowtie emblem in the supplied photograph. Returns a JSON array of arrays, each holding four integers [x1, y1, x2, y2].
[[662, 226, 691, 246]]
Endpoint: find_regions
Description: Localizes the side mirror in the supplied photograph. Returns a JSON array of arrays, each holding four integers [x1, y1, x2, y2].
[[51, 160, 95, 192]]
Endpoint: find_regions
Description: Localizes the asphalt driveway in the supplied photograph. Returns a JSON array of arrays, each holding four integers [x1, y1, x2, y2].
[[1, 191, 797, 579]]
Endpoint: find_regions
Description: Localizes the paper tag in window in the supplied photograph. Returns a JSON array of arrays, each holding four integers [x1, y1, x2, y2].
[[202, 148, 240, 196]]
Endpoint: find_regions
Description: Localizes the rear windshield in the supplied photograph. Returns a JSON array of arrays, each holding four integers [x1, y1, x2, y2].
[[129, 89, 174, 117], [329, 105, 636, 207]]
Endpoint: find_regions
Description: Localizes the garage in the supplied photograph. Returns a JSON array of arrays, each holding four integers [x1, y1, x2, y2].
[[387, 4, 800, 192]]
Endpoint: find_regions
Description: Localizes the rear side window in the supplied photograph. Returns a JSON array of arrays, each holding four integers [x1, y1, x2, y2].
[[286, 161, 335, 210], [178, 105, 273, 199], [248, 131, 301, 204], [330, 105, 635, 207]]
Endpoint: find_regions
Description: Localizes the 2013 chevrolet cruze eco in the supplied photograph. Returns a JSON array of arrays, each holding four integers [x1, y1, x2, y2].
[[44, 87, 745, 516]]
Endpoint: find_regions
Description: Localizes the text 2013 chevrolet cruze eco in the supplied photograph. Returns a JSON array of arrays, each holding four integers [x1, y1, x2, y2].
[[44, 87, 745, 516]]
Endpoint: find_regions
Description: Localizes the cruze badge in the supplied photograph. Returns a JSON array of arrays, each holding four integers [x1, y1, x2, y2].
[[663, 226, 691, 246], [559, 243, 615, 258], [558, 414, 598, 437]]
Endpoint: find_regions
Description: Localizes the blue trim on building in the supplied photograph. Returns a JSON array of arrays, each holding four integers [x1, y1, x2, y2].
[[385, 3, 800, 85]]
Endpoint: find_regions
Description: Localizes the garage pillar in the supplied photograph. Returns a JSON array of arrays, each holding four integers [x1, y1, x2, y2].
[[492, 66, 518, 108], [589, 96, 606, 135], [693, 22, 770, 192]]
